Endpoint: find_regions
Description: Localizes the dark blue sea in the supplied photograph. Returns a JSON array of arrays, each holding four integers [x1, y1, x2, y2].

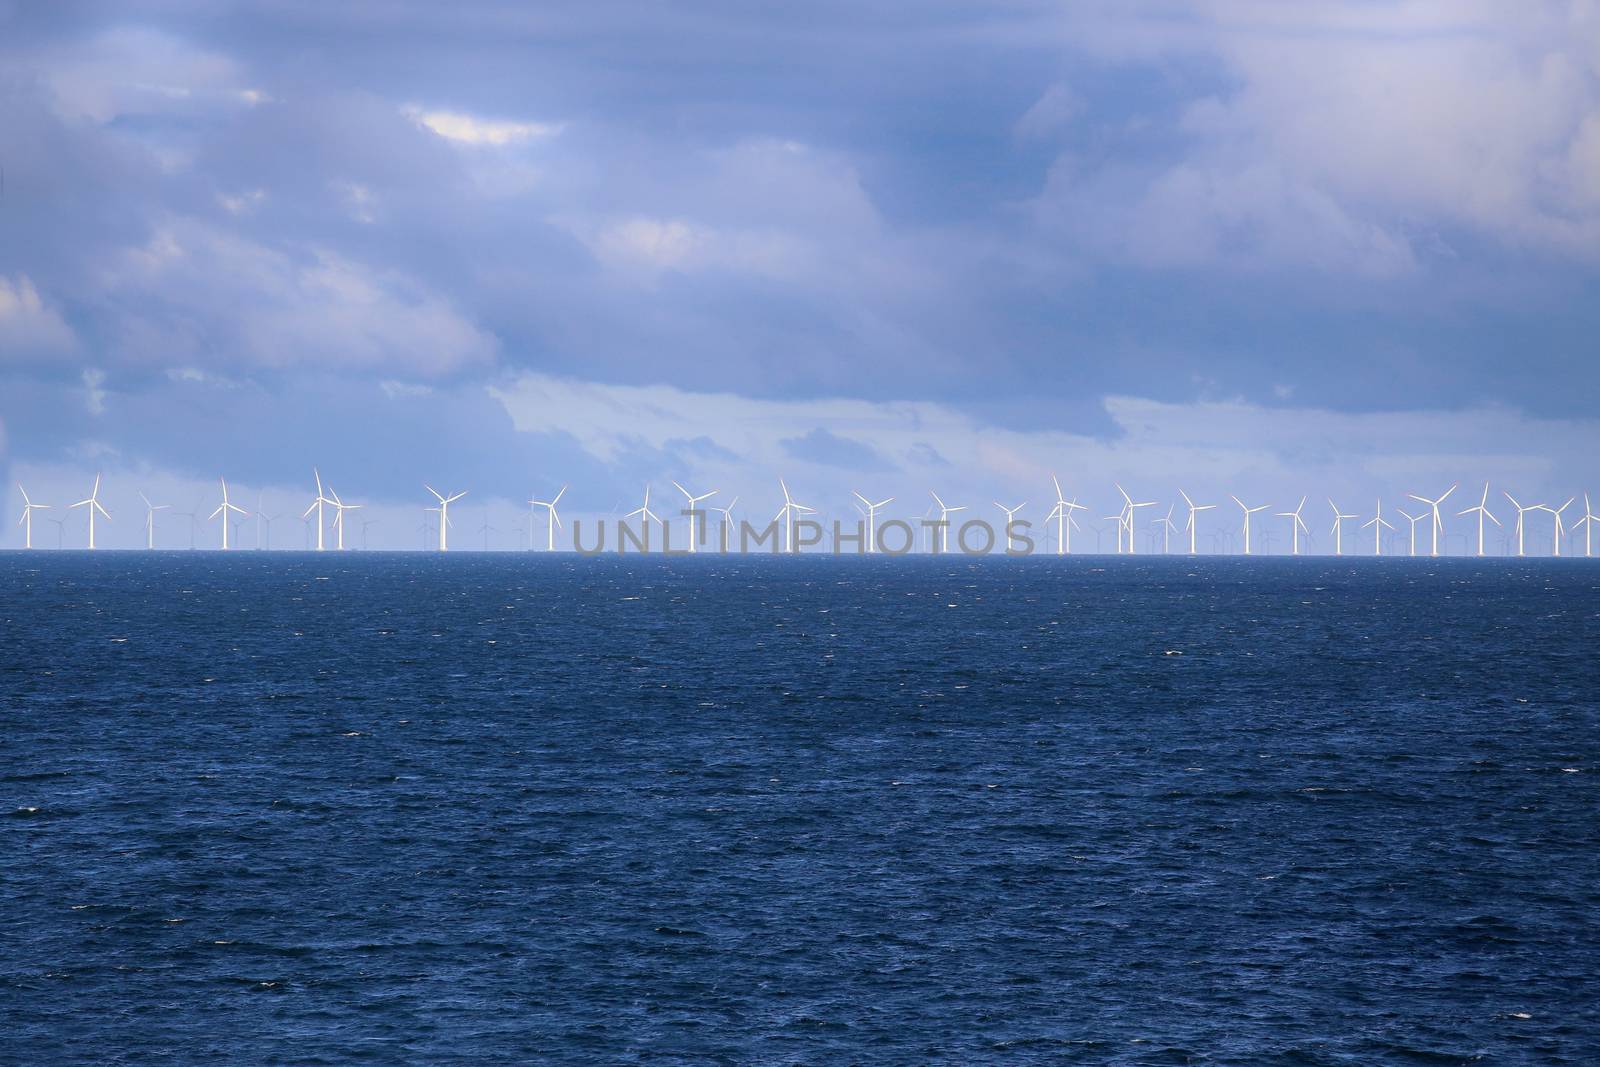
[[3, 554, 1598, 1064]]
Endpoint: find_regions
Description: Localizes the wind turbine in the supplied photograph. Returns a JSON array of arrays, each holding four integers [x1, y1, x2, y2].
[[1154, 504, 1179, 554], [1114, 484, 1156, 555], [1578, 494, 1599, 558], [928, 490, 966, 553], [257, 510, 280, 550], [209, 478, 248, 549], [1275, 496, 1309, 555], [1327, 499, 1357, 556], [360, 518, 379, 550], [425, 485, 467, 551], [1178, 489, 1214, 555], [853, 491, 893, 553], [627, 485, 664, 547], [774, 479, 815, 553], [1044, 475, 1086, 555], [529, 486, 566, 551], [1230, 495, 1269, 555], [303, 469, 334, 551], [328, 487, 361, 550], [711, 496, 738, 552], [1360, 498, 1395, 555], [1547, 497, 1575, 556], [1456, 482, 1500, 557], [70, 474, 110, 549], [995, 500, 1027, 553], [1502, 492, 1540, 557], [139, 492, 169, 550], [16, 485, 49, 549], [1407, 483, 1456, 557], [1398, 509, 1423, 556], [670, 480, 718, 553]]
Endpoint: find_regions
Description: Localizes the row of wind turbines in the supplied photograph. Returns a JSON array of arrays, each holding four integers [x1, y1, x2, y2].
[[13, 474, 1600, 558]]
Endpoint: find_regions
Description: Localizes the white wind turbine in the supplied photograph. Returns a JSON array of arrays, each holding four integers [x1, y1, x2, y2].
[[928, 490, 966, 553], [1502, 491, 1540, 557], [995, 500, 1028, 553], [1276, 496, 1309, 555], [711, 496, 738, 552], [16, 485, 49, 549], [70, 474, 110, 550], [1360, 498, 1396, 555], [1407, 483, 1456, 557], [1327, 499, 1357, 556], [1044, 475, 1086, 555], [1397, 509, 1423, 556], [529, 486, 566, 551], [1230, 496, 1269, 555], [425, 485, 467, 551], [1178, 489, 1214, 555], [329, 487, 361, 550], [853, 491, 893, 553], [209, 478, 248, 550], [302, 469, 335, 551], [670, 480, 718, 553], [1546, 497, 1575, 557], [139, 491, 170, 550], [773, 479, 816, 553], [1115, 484, 1156, 555], [1578, 493, 1600, 558], [1456, 482, 1500, 557], [1154, 504, 1179, 554], [627, 485, 665, 546]]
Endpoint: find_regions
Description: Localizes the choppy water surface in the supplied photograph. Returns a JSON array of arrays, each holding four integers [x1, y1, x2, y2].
[[3, 554, 1598, 1064]]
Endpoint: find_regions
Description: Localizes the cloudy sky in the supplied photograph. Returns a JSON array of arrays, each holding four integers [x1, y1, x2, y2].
[[2, 1, 1598, 550]]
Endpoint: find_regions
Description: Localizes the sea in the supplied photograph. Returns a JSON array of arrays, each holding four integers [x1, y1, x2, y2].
[[2, 553, 1598, 1065]]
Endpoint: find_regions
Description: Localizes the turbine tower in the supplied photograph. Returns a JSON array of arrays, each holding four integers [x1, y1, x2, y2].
[[995, 500, 1027, 553], [670, 480, 718, 553], [1456, 482, 1500, 557], [529, 486, 566, 551], [139, 491, 170, 550], [1328, 499, 1357, 556], [70, 474, 110, 550], [1397, 509, 1423, 556], [853, 491, 893, 553], [627, 485, 664, 547], [711, 497, 738, 552], [1154, 504, 1179, 554], [1276, 495, 1309, 555], [1115, 484, 1156, 555], [1361, 499, 1396, 556], [209, 478, 248, 550], [774, 479, 815, 554], [303, 469, 334, 551], [1548, 497, 1575, 556], [1502, 492, 1540, 557], [1044, 475, 1086, 555], [16, 485, 49, 549], [425, 485, 467, 551], [1230, 496, 1269, 555], [928, 490, 966, 553], [329, 487, 361, 550], [1179, 489, 1214, 555], [1578, 493, 1599, 558], [1407, 482, 1456, 557]]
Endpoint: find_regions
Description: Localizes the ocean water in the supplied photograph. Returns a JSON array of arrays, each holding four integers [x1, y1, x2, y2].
[[2, 553, 1598, 1065]]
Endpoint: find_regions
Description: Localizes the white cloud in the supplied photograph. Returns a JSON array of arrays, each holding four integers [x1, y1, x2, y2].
[[403, 106, 562, 146], [82, 368, 107, 415], [490, 371, 1600, 516], [0, 275, 77, 357]]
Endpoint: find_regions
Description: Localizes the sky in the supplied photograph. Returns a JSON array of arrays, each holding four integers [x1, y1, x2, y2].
[[2, 0, 1598, 552]]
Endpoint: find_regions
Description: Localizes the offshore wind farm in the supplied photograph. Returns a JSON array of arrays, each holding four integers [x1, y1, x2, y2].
[[12, 472, 1600, 558]]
